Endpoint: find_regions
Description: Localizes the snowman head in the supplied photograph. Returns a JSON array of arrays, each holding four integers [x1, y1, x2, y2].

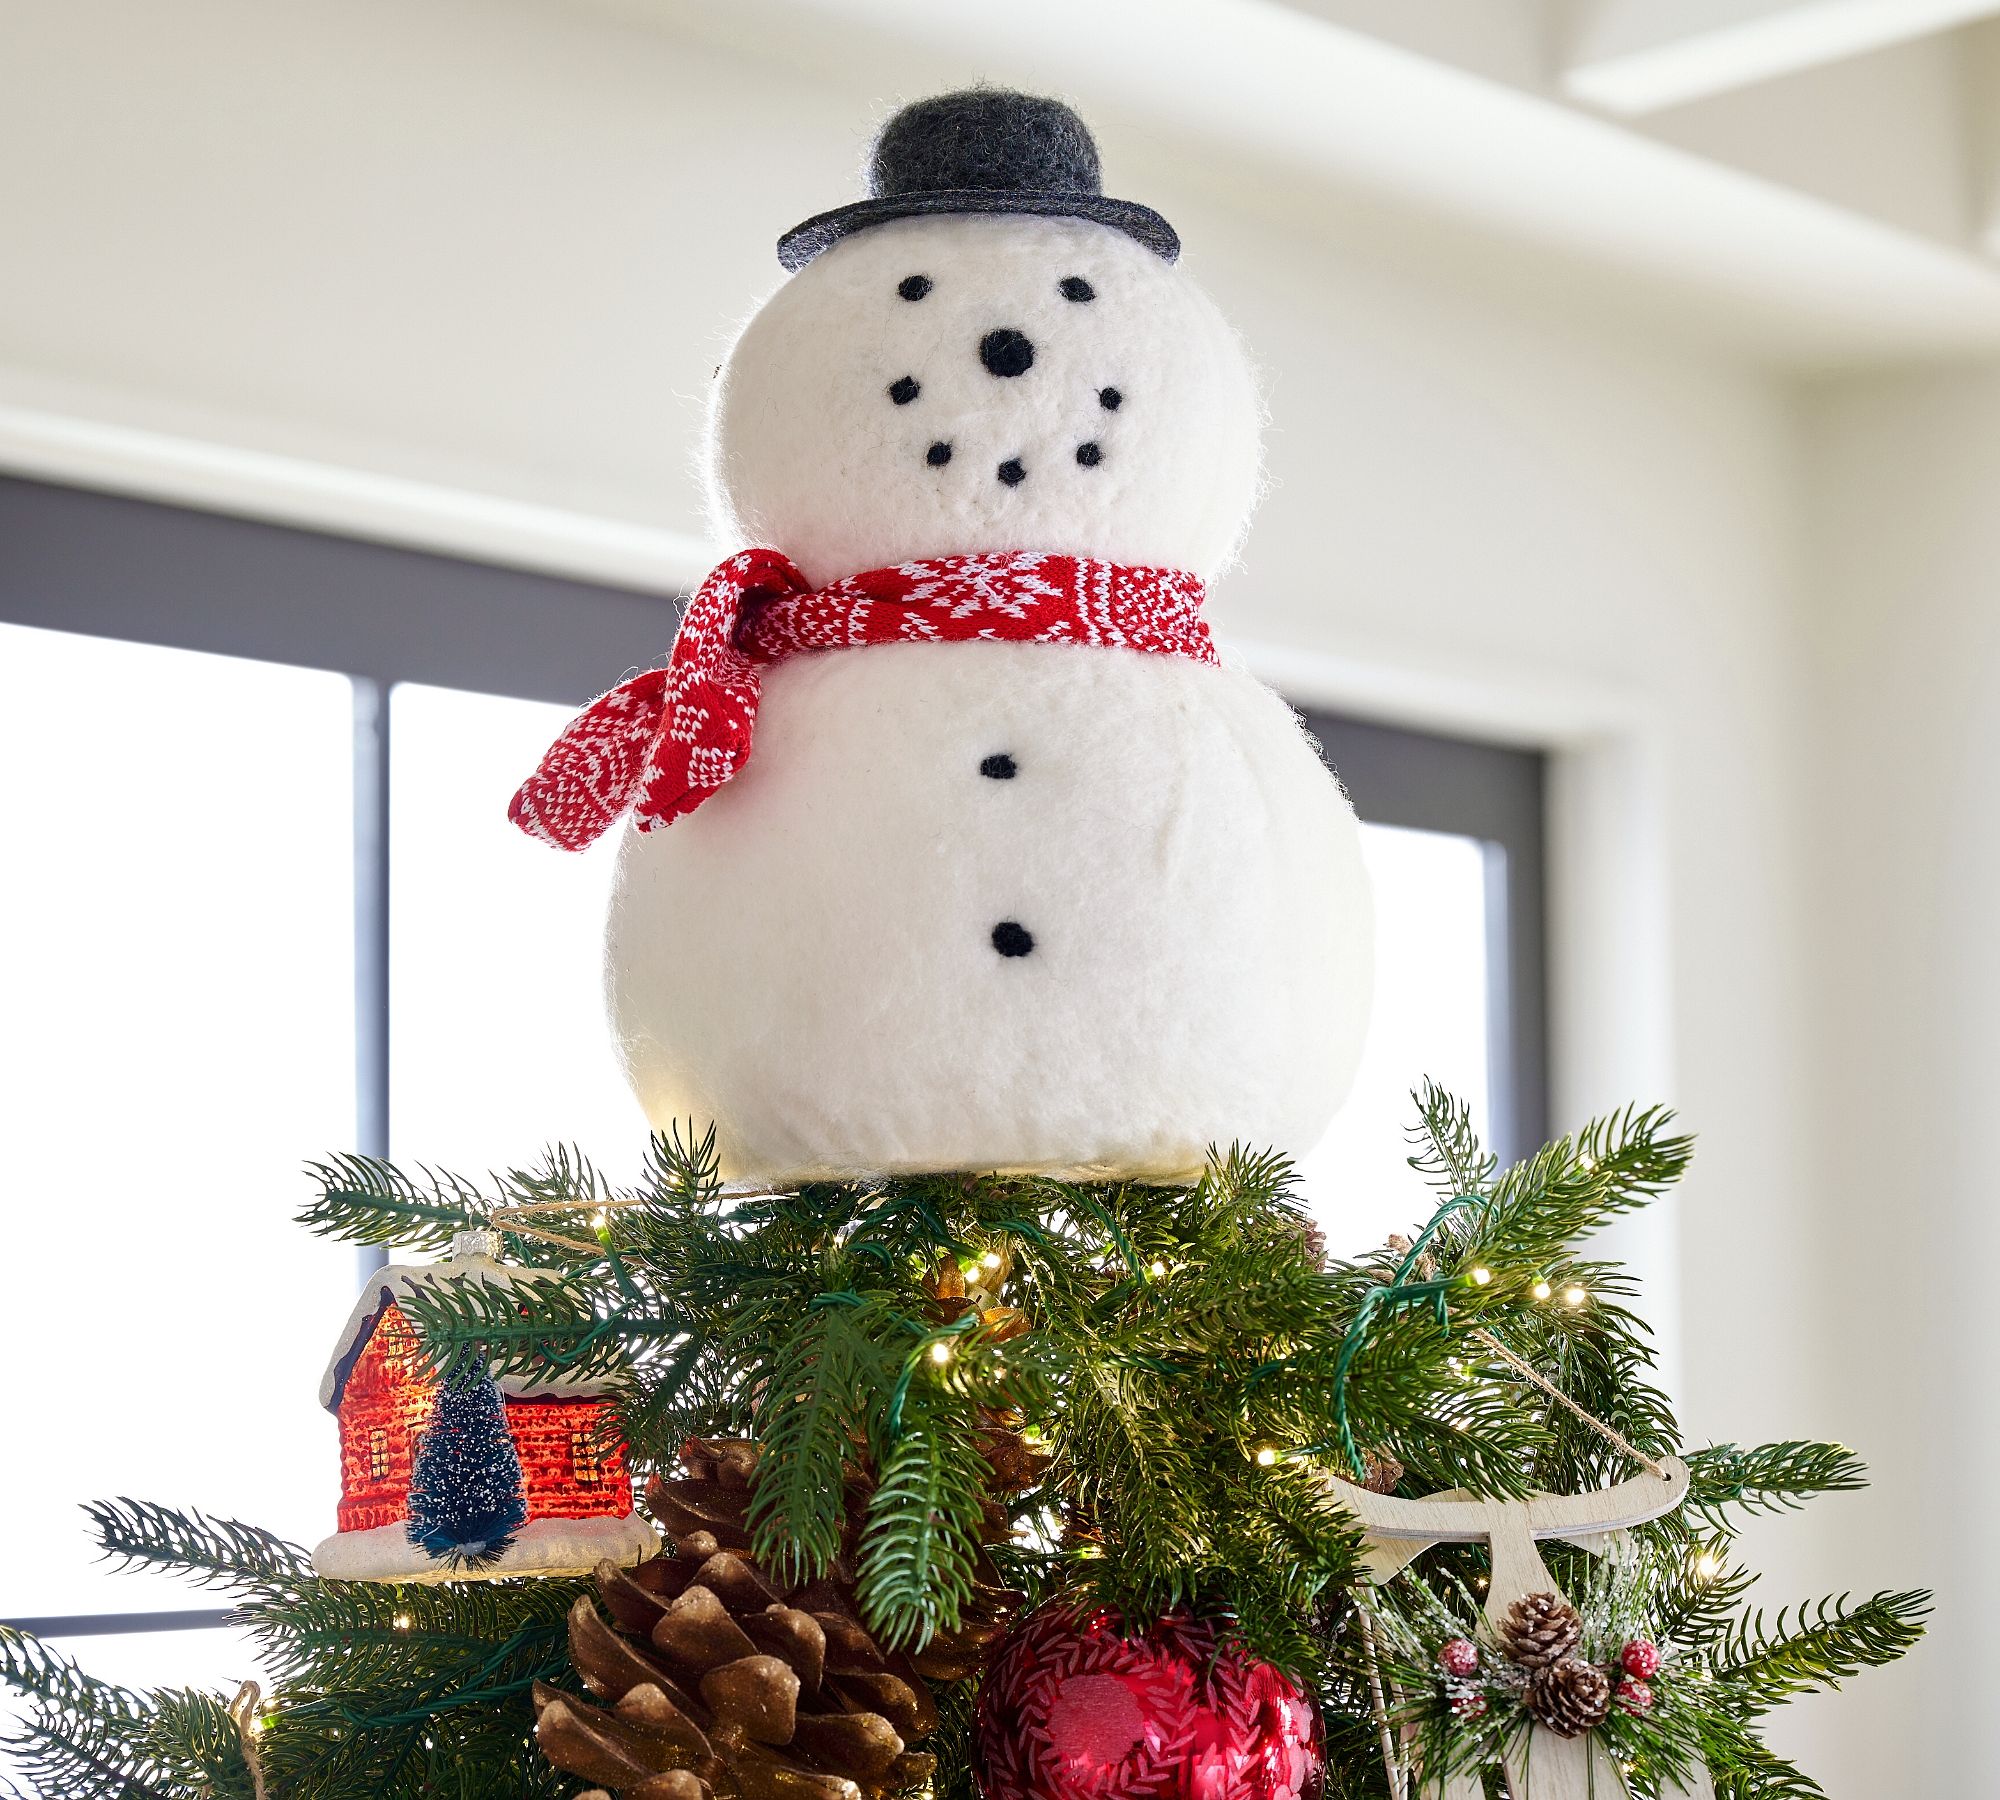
[[706, 92, 1263, 590]]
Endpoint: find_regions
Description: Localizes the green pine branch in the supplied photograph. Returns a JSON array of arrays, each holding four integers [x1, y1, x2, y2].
[[87, 1497, 313, 1597], [1714, 1591, 1930, 1714], [1686, 1441, 1868, 1528]]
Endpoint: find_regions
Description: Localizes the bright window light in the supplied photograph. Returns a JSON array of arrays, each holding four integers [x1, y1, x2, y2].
[[1297, 823, 1494, 1259], [389, 684, 645, 1182], [0, 623, 356, 1620]]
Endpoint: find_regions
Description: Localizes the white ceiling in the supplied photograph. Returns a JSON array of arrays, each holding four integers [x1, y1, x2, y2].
[[581, 0, 2000, 365], [8, 0, 2000, 582]]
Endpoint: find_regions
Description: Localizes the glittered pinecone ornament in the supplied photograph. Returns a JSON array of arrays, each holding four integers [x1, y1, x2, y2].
[[1524, 1657, 1613, 1739], [1497, 1591, 1584, 1669], [976, 1603, 1323, 1800], [535, 1438, 1023, 1800]]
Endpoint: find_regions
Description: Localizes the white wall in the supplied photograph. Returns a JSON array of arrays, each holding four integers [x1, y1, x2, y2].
[[0, 0, 1914, 1781], [1792, 368, 2000, 1795]]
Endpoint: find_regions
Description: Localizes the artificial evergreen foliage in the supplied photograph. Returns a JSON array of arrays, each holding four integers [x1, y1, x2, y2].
[[0, 1091, 1926, 1800], [404, 1370, 528, 1568], [0, 1500, 580, 1799]]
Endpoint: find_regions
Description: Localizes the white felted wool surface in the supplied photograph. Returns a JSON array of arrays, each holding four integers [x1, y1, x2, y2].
[[606, 640, 1372, 1182], [708, 214, 1263, 587]]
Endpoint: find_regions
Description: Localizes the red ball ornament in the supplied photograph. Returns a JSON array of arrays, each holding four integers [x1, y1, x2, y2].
[[1449, 1690, 1488, 1721], [1437, 1638, 1480, 1679], [1616, 1677, 1655, 1714], [1620, 1639, 1662, 1681], [977, 1604, 1323, 1800]]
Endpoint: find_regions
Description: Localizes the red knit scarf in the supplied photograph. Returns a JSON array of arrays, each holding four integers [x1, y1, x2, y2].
[[509, 548, 1215, 849]]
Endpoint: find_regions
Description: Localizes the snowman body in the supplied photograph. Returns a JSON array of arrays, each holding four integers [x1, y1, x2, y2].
[[609, 639, 1368, 1179], [601, 209, 1374, 1180]]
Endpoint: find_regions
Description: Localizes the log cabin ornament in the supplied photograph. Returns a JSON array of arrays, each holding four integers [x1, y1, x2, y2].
[[1329, 1458, 1717, 1800], [311, 1229, 659, 1583]]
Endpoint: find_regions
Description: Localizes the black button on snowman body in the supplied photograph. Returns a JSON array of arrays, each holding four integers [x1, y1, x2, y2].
[[605, 90, 1374, 1182]]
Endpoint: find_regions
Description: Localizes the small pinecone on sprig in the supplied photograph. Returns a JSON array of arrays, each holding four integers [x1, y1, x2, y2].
[[1524, 1657, 1613, 1738], [535, 1438, 1026, 1800], [1498, 1592, 1584, 1669]]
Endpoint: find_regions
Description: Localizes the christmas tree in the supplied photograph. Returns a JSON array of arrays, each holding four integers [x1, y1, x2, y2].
[[0, 1098, 1925, 1798], [404, 1371, 529, 1571]]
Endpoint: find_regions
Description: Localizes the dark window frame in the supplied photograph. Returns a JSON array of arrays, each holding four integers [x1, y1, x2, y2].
[[0, 474, 1547, 1645]]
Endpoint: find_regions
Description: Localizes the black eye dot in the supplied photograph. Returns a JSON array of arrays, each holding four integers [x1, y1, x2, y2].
[[1099, 386, 1123, 410], [991, 920, 1035, 957], [926, 441, 952, 467], [1059, 276, 1095, 302], [898, 275, 933, 301], [1075, 442, 1103, 468], [888, 375, 920, 405], [979, 753, 1017, 780], [996, 458, 1027, 487]]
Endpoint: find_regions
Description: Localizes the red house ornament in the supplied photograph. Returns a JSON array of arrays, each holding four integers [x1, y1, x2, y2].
[[311, 1229, 660, 1583]]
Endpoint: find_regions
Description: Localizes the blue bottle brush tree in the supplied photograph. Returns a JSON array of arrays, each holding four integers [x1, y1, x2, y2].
[[405, 1366, 527, 1568]]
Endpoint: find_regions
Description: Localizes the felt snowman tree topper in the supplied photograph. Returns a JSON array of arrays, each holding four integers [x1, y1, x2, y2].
[[514, 89, 1375, 1184]]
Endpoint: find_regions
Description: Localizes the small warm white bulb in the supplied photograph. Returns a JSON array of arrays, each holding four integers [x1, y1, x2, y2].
[[1563, 1285, 1588, 1308], [1694, 1551, 1722, 1582], [1469, 1267, 1493, 1287], [1147, 1258, 1168, 1280], [928, 1341, 952, 1366], [980, 1251, 1003, 1271], [1254, 1445, 1280, 1468], [393, 1612, 413, 1631], [1531, 1279, 1552, 1302]]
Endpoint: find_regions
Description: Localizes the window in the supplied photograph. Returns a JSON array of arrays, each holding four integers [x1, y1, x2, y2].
[[369, 1430, 391, 1482], [1293, 713, 1547, 1257], [0, 475, 1545, 1675], [571, 1428, 602, 1488]]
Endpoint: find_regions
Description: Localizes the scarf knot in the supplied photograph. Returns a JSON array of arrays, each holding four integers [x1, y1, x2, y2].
[[509, 548, 1214, 850]]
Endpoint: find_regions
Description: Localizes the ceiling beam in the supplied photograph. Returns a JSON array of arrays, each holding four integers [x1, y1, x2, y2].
[[1563, 0, 2000, 113]]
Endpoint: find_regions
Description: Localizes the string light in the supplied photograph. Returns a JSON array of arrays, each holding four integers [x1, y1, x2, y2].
[[1253, 1445, 1280, 1467], [1563, 1285, 1588, 1309], [1693, 1551, 1722, 1583], [980, 1250, 1003, 1271], [590, 1209, 609, 1231], [392, 1613, 412, 1631], [1469, 1267, 1493, 1287], [928, 1341, 953, 1366], [1147, 1258, 1169, 1280], [1531, 1279, 1552, 1302]]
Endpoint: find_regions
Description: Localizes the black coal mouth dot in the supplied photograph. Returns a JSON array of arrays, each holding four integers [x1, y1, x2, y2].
[[926, 441, 952, 467], [991, 921, 1035, 957], [888, 375, 920, 405], [996, 458, 1026, 487], [1099, 386, 1123, 410], [1076, 442, 1103, 467]]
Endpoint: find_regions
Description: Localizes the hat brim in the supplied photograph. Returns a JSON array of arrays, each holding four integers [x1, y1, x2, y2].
[[777, 190, 1180, 272]]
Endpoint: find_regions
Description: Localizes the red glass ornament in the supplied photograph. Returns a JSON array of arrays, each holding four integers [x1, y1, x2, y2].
[[1449, 1690, 1488, 1721], [1620, 1639, 1662, 1681], [1616, 1677, 1655, 1714], [977, 1604, 1323, 1800], [1437, 1637, 1480, 1679]]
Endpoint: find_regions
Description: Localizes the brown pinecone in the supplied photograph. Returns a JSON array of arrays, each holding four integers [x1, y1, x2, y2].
[[652, 1437, 1024, 1680], [1498, 1591, 1584, 1669], [1524, 1657, 1613, 1738], [535, 1438, 1024, 1800]]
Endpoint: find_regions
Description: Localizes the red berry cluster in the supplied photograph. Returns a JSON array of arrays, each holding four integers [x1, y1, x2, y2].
[[1615, 1638, 1661, 1713]]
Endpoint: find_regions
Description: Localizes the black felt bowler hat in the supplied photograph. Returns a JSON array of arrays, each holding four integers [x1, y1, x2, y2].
[[777, 89, 1180, 272]]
